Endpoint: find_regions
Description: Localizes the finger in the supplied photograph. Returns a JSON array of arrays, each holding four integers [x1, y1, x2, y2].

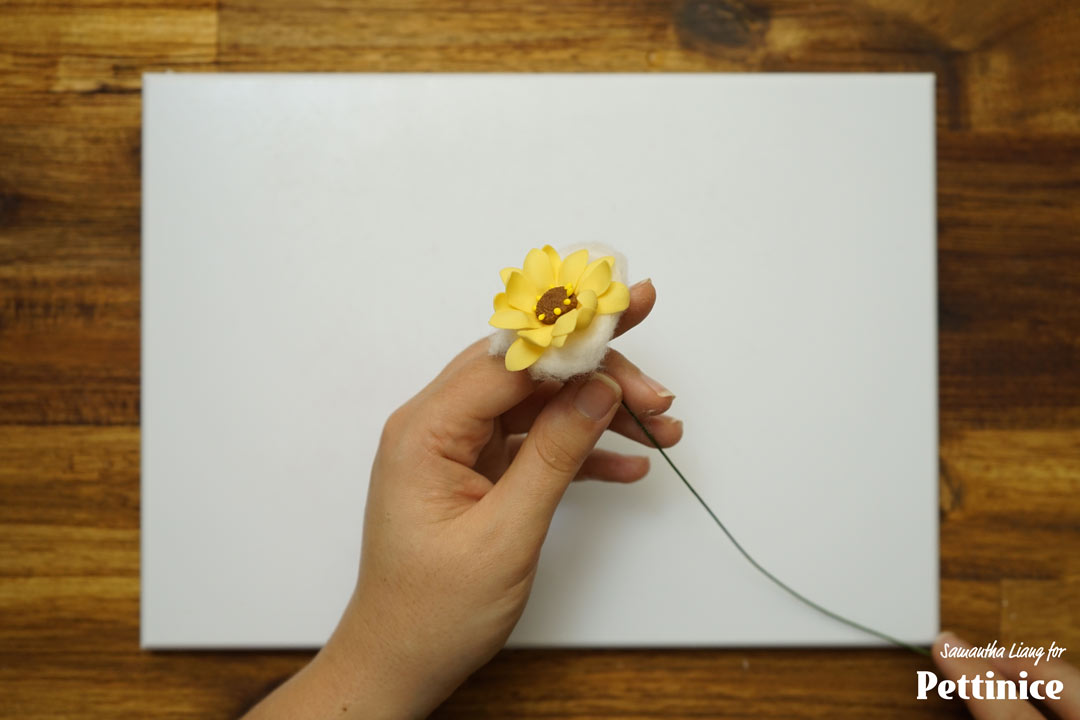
[[610, 410, 684, 449], [501, 354, 674, 437], [931, 632, 1044, 720], [503, 436, 650, 484], [472, 427, 513, 483], [414, 343, 539, 466], [600, 349, 675, 417], [435, 343, 539, 421], [487, 372, 622, 538], [576, 449, 650, 483], [991, 648, 1080, 719], [500, 381, 563, 433], [613, 278, 656, 339]]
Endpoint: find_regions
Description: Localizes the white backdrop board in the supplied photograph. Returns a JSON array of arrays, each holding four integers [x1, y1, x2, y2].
[[141, 73, 938, 649]]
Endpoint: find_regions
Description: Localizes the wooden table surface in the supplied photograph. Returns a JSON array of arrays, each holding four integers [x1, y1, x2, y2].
[[2, 1, 1078, 717]]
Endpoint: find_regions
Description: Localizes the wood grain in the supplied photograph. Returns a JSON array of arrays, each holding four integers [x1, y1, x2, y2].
[[1, 0, 1078, 717]]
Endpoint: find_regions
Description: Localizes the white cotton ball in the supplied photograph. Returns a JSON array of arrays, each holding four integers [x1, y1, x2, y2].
[[487, 243, 629, 382]]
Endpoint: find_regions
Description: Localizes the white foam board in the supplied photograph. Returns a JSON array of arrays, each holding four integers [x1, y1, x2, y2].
[[141, 73, 938, 649]]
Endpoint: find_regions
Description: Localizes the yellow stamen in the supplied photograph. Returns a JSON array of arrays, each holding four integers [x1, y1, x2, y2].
[[535, 285, 576, 325]]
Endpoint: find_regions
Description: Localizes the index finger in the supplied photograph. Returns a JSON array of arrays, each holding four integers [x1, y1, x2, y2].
[[612, 278, 656, 339]]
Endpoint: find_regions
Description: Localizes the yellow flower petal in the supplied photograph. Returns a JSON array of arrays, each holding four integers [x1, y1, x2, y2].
[[490, 309, 535, 329], [597, 281, 630, 314], [523, 248, 555, 290], [499, 267, 516, 286], [576, 289, 597, 329], [552, 334, 567, 348], [506, 337, 545, 371], [541, 245, 562, 282], [578, 257, 613, 296], [493, 292, 511, 312], [506, 271, 538, 312], [518, 324, 555, 347], [558, 249, 589, 288], [552, 308, 577, 336]]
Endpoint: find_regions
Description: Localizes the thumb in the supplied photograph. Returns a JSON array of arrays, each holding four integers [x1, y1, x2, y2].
[[488, 372, 622, 538]]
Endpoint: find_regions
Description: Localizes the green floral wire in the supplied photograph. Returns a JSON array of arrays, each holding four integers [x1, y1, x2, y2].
[[621, 400, 931, 658]]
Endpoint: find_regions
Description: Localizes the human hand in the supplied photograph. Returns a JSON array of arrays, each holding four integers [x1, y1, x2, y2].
[[245, 278, 680, 719], [931, 632, 1079, 719]]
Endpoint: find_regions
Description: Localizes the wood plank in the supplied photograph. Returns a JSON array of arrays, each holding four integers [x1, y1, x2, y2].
[[0, 124, 141, 425], [0, 651, 308, 720], [217, 0, 1080, 132], [0, 426, 139, 531], [1001, 572, 1080, 652], [939, 429, 1080, 580], [0, 263, 140, 425], [937, 132, 1080, 430], [0, 648, 968, 719], [0, 3, 217, 123], [0, 5, 217, 62]]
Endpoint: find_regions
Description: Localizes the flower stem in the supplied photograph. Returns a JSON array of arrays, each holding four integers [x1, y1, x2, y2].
[[621, 400, 931, 658]]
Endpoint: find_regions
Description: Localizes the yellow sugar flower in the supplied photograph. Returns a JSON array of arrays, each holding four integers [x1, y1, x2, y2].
[[489, 245, 630, 372]]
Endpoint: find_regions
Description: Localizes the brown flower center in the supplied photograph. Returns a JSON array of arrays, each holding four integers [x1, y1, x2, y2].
[[535, 285, 578, 325]]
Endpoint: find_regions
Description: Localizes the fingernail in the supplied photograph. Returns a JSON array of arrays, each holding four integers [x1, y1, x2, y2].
[[574, 372, 621, 420], [632, 278, 653, 289], [641, 372, 674, 399]]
